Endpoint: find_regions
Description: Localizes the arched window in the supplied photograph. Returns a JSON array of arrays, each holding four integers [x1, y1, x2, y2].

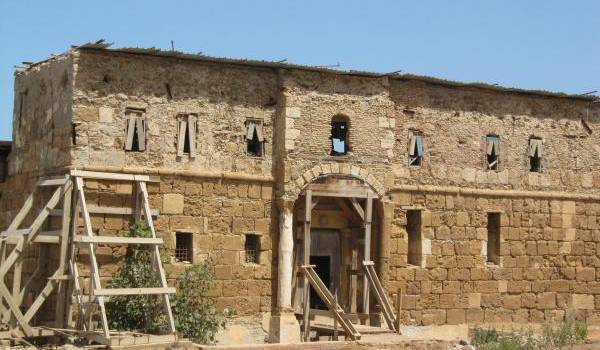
[[330, 115, 348, 156]]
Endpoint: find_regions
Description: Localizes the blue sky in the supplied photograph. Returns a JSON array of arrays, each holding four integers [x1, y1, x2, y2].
[[0, 0, 598, 140]]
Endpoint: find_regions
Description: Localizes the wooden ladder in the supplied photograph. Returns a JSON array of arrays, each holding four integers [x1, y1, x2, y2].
[[69, 171, 175, 344], [362, 260, 398, 333], [301, 265, 361, 341]]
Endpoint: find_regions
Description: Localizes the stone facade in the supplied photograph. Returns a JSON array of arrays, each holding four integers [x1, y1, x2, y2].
[[3, 46, 600, 344]]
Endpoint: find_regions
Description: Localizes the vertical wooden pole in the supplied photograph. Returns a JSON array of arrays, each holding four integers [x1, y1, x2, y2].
[[55, 177, 72, 327], [396, 288, 403, 334], [362, 191, 373, 322], [333, 290, 339, 341], [303, 190, 312, 342], [10, 237, 24, 324]]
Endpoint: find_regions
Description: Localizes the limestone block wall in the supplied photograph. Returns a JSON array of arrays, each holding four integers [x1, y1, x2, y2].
[[389, 79, 600, 194], [71, 49, 278, 176], [72, 175, 275, 318], [388, 190, 600, 326]]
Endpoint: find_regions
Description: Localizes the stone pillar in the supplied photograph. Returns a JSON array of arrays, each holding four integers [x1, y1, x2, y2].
[[269, 199, 301, 343]]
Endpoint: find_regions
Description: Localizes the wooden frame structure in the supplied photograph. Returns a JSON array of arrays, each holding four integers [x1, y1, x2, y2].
[[300, 179, 377, 341], [0, 170, 176, 345]]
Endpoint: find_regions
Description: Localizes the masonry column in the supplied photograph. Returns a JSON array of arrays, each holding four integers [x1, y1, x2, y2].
[[377, 199, 394, 289], [269, 199, 301, 343]]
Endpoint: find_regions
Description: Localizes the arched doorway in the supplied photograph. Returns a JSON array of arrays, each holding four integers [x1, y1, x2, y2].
[[291, 174, 382, 332]]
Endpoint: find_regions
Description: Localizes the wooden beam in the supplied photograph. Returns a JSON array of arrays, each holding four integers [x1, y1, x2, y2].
[[94, 287, 175, 296], [37, 176, 69, 187], [303, 190, 312, 342], [362, 192, 373, 320], [50, 206, 160, 217], [307, 183, 372, 199], [70, 170, 160, 182], [73, 236, 163, 245], [349, 198, 365, 221], [334, 198, 358, 223]]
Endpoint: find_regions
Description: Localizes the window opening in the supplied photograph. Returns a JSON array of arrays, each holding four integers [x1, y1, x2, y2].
[[487, 213, 501, 265], [409, 133, 423, 166], [407, 210, 422, 266], [177, 114, 197, 157], [125, 109, 146, 152], [485, 135, 500, 170], [246, 120, 264, 157], [331, 117, 348, 155], [244, 234, 260, 264], [529, 138, 543, 172], [175, 232, 193, 263]]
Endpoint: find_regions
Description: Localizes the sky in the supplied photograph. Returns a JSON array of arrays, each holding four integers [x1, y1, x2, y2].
[[0, 0, 598, 141]]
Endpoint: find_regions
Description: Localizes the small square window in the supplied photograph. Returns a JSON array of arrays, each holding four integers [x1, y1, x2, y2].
[[406, 210, 422, 266], [244, 234, 260, 264], [487, 213, 501, 265], [175, 232, 193, 263]]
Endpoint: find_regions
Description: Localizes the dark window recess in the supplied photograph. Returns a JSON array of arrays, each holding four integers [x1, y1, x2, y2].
[[175, 232, 193, 263], [529, 138, 543, 173], [407, 210, 422, 266], [183, 125, 191, 154], [246, 121, 264, 157], [71, 123, 77, 145], [487, 213, 501, 265], [331, 119, 348, 155], [0, 143, 10, 183], [244, 234, 260, 264]]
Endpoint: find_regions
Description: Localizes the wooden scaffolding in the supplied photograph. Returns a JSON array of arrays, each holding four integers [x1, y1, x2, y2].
[[0, 170, 176, 345]]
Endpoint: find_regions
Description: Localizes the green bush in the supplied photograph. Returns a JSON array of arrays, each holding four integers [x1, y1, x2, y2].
[[106, 222, 223, 344], [471, 317, 587, 350]]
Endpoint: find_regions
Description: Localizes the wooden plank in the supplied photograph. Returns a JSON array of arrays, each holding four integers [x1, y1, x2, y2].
[[189, 114, 197, 158], [349, 198, 365, 221], [138, 182, 176, 334], [4, 234, 60, 244], [311, 190, 371, 199], [302, 189, 312, 342], [69, 170, 160, 183], [37, 176, 69, 187], [307, 183, 372, 199], [53, 183, 70, 328], [27, 183, 69, 243], [50, 206, 160, 217], [74, 236, 163, 245], [6, 192, 34, 233], [177, 119, 187, 157], [363, 192, 373, 320], [94, 287, 175, 296], [75, 176, 110, 338], [363, 261, 396, 332]]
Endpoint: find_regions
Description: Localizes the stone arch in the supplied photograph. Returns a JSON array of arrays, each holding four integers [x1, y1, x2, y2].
[[288, 163, 386, 201]]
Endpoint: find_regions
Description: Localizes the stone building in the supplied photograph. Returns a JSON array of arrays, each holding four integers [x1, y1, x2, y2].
[[2, 43, 600, 344]]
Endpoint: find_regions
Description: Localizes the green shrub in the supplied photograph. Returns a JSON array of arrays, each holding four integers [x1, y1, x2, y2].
[[171, 262, 224, 344], [471, 317, 587, 350], [106, 222, 223, 344]]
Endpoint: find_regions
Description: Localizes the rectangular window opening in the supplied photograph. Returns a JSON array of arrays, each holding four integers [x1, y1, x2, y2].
[[244, 233, 260, 264], [409, 132, 423, 166], [529, 138, 542, 173], [125, 109, 146, 152], [331, 120, 347, 155], [406, 210, 422, 266], [175, 232, 193, 263], [487, 213, 501, 265], [246, 120, 264, 157], [177, 114, 197, 157], [485, 135, 500, 171]]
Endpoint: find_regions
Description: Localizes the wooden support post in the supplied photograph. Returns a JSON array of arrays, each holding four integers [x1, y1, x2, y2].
[[396, 288, 403, 334], [75, 176, 110, 338], [55, 178, 72, 328], [137, 182, 176, 334], [362, 191, 373, 322], [303, 190, 312, 342], [333, 290, 339, 341]]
